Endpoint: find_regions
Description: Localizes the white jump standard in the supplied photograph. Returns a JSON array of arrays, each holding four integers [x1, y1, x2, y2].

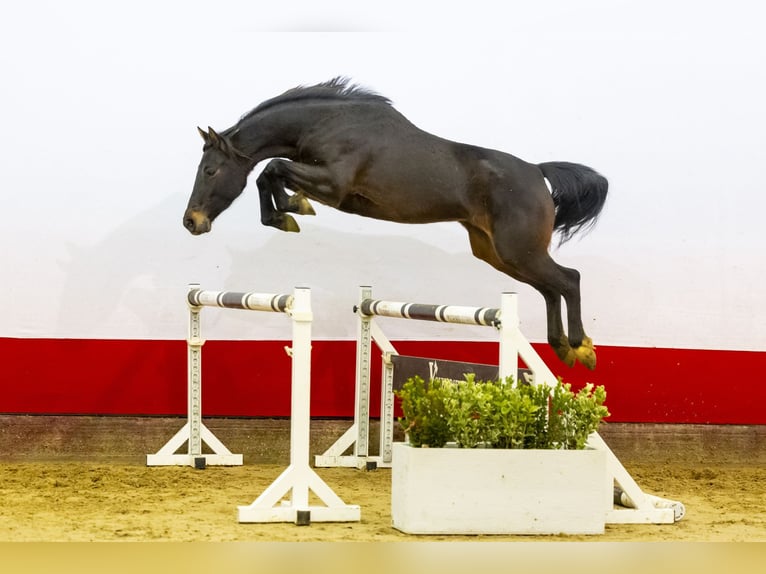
[[146, 284, 249, 467], [316, 286, 684, 525], [148, 284, 360, 524], [237, 286, 359, 524]]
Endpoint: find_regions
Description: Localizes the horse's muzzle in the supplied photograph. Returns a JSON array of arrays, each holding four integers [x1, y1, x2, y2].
[[183, 209, 211, 235]]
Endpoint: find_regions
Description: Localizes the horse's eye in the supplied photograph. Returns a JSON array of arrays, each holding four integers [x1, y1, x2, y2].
[[204, 166, 218, 177]]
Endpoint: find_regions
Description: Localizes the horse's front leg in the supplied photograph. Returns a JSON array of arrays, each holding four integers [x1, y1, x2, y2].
[[255, 172, 299, 232], [255, 159, 321, 232]]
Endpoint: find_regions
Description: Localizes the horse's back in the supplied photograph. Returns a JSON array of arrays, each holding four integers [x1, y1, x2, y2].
[[298, 103, 469, 202], [297, 101, 551, 225], [298, 101, 426, 160]]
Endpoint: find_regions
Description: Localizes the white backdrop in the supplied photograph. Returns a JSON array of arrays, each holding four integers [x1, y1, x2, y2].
[[2, 0, 764, 351]]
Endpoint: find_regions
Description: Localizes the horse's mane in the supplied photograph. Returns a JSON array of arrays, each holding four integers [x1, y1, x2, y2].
[[239, 77, 391, 123]]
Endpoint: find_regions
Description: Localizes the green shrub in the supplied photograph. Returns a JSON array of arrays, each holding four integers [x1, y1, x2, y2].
[[395, 374, 609, 449], [396, 376, 452, 448]]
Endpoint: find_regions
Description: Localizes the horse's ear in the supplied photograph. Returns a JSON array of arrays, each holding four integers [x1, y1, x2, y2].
[[202, 125, 249, 160], [207, 127, 222, 146]]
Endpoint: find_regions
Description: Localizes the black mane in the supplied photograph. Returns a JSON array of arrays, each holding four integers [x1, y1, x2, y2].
[[240, 77, 391, 122]]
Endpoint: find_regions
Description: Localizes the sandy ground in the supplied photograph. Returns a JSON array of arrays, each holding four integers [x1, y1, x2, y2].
[[0, 461, 765, 542], [0, 416, 764, 542]]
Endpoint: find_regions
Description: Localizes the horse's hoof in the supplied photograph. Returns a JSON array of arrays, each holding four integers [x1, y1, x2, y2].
[[574, 338, 596, 370], [297, 196, 316, 216], [554, 346, 577, 368], [287, 194, 316, 216], [281, 214, 301, 233]]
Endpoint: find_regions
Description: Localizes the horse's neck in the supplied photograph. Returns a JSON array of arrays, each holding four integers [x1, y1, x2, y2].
[[235, 103, 327, 165]]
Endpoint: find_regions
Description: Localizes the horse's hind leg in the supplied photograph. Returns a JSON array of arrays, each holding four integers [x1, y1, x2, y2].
[[528, 278, 578, 368], [465, 217, 596, 370], [556, 264, 596, 368], [516, 254, 595, 370], [462, 223, 578, 367]]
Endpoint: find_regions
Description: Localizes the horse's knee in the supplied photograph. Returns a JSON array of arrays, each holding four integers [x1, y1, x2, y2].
[[256, 165, 273, 188], [257, 160, 289, 191]]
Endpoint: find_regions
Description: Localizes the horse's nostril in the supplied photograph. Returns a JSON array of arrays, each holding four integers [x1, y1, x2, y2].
[[183, 217, 195, 231]]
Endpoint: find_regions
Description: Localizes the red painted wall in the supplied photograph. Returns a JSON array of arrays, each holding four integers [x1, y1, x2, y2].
[[2, 338, 764, 424]]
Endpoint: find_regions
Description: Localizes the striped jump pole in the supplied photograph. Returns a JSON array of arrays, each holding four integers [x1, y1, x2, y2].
[[356, 293, 550, 384], [358, 299, 502, 327], [187, 288, 293, 312]]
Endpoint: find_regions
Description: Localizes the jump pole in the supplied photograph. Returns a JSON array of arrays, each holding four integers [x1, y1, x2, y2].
[[315, 286, 684, 525]]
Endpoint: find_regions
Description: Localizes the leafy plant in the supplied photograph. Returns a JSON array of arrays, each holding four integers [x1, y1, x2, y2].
[[443, 374, 500, 448], [395, 374, 609, 449], [489, 379, 545, 449], [547, 382, 610, 449], [396, 376, 451, 448]]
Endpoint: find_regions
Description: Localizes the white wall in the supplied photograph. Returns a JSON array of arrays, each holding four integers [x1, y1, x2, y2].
[[2, 0, 764, 350]]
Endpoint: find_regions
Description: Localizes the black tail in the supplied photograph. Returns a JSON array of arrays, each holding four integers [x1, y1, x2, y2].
[[538, 161, 608, 245]]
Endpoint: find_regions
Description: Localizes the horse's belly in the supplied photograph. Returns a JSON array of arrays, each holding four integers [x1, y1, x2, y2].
[[341, 154, 470, 222], [336, 188, 463, 223]]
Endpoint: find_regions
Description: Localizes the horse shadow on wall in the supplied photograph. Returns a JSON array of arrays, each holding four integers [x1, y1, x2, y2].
[[222, 220, 546, 339], [53, 193, 544, 339], [54, 193, 210, 337]]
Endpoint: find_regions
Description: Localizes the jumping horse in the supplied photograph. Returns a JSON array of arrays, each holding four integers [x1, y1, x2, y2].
[[183, 78, 608, 369]]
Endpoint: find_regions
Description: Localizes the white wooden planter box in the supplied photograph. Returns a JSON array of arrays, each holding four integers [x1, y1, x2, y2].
[[392, 442, 611, 535]]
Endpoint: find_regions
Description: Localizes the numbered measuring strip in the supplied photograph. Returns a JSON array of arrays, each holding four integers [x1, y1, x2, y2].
[[188, 288, 293, 313], [358, 299, 501, 327]]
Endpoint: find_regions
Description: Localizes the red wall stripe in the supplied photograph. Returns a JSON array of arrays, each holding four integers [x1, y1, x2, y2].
[[1, 337, 764, 424]]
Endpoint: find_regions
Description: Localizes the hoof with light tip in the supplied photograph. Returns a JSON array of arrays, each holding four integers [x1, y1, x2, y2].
[[573, 337, 597, 370], [286, 193, 316, 216], [281, 214, 301, 233], [554, 344, 577, 368]]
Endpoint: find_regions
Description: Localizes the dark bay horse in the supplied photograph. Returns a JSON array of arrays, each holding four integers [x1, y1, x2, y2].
[[184, 78, 608, 369]]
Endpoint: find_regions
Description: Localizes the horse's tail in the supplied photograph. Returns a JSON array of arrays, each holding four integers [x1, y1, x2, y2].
[[538, 161, 608, 245]]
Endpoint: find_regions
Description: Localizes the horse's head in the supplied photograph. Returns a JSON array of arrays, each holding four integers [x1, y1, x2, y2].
[[183, 127, 251, 235]]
